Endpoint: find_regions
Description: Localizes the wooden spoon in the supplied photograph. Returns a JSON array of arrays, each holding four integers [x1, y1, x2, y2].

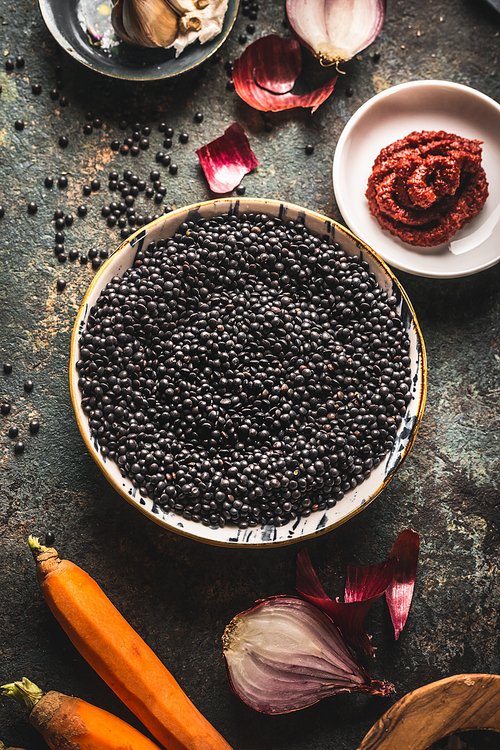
[[357, 674, 500, 750]]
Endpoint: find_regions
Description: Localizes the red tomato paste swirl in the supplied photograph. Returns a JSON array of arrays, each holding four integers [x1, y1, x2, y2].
[[365, 130, 489, 246]]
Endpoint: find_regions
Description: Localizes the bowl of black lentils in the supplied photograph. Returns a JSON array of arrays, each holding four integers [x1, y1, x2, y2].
[[70, 198, 427, 547]]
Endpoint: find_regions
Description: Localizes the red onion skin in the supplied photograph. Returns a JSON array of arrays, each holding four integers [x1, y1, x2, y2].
[[285, 0, 387, 66], [196, 123, 259, 193], [232, 35, 336, 113]]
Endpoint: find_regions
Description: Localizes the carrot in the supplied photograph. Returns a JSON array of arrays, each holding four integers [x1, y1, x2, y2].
[[2, 677, 164, 750], [28, 537, 233, 750]]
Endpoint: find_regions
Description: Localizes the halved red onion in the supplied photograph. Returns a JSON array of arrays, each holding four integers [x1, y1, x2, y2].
[[196, 122, 259, 194], [232, 35, 337, 113], [385, 529, 420, 640], [222, 596, 393, 714], [296, 549, 396, 656], [286, 0, 387, 66]]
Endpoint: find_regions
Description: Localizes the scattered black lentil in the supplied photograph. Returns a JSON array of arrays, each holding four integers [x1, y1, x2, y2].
[[236, 185, 246, 195], [78, 205, 88, 217], [60, 96, 69, 107], [44, 176, 54, 188], [16, 55, 25, 68], [0, 206, 4, 218], [372, 52, 381, 62], [5, 58, 14, 71], [194, 112, 204, 123], [8, 426, 19, 439], [1, 402, 11, 415], [59, 135, 69, 148], [3, 363, 12, 374], [15, 119, 25, 131], [77, 211, 411, 529], [45, 531, 55, 545], [57, 278, 67, 291], [27, 201, 38, 214], [24, 380, 34, 393], [58, 175, 68, 188], [305, 144, 314, 155], [345, 87, 354, 97], [84, 124, 93, 135], [238, 33, 247, 44], [32, 83, 42, 95], [49, 88, 59, 100], [14, 440, 25, 454], [30, 419, 40, 433], [169, 163, 178, 175]]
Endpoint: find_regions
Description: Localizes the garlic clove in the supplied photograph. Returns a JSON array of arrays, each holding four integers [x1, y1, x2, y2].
[[286, 0, 387, 66], [112, 0, 179, 47], [223, 596, 393, 715]]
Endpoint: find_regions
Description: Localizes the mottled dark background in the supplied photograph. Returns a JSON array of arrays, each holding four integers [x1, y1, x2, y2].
[[1, 0, 500, 748]]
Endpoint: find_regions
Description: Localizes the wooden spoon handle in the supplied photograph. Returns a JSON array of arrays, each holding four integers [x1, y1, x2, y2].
[[357, 674, 500, 750]]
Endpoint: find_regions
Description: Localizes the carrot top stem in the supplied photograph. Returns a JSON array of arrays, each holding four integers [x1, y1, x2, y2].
[[1, 678, 45, 714]]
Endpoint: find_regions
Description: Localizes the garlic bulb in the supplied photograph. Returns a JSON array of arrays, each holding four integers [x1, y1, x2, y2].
[[170, 0, 229, 56], [111, 0, 229, 56], [112, 0, 178, 47]]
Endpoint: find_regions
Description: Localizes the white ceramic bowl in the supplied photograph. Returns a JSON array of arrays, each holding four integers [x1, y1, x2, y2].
[[69, 198, 427, 547], [333, 80, 500, 279]]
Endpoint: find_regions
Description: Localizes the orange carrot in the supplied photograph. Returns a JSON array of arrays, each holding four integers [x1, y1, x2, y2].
[[2, 677, 164, 750], [28, 537, 233, 750]]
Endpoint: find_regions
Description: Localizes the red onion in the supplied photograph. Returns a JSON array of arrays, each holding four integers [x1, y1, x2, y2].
[[222, 596, 393, 715], [286, 0, 387, 66]]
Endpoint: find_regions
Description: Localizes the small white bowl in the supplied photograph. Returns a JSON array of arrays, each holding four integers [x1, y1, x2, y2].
[[333, 80, 500, 279], [69, 198, 427, 548]]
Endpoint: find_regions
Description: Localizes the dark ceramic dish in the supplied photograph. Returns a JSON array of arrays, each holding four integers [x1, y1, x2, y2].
[[37, 0, 240, 80]]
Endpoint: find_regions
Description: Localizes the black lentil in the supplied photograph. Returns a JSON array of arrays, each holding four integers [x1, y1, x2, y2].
[[57, 278, 67, 291], [27, 202, 38, 214], [3, 363, 12, 374], [30, 419, 40, 433], [83, 124, 93, 135], [5, 58, 14, 71], [194, 112, 204, 123], [24, 380, 34, 393], [14, 440, 25, 454], [163, 138, 173, 149], [65, 213, 74, 227], [49, 88, 59, 100], [169, 163, 178, 175], [60, 96, 69, 107], [111, 140, 121, 151], [15, 119, 25, 131], [1, 402, 11, 415], [83, 185, 92, 196], [91, 178, 101, 191], [45, 531, 55, 545], [8, 426, 19, 439], [32, 83, 42, 95], [16, 55, 25, 68], [305, 144, 314, 155], [59, 135, 69, 148], [77, 212, 412, 529], [58, 175, 68, 188], [0, 206, 5, 218], [179, 132, 189, 144], [78, 205, 88, 217]]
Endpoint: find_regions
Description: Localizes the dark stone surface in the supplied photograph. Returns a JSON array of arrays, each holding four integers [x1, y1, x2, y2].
[[1, 0, 500, 748]]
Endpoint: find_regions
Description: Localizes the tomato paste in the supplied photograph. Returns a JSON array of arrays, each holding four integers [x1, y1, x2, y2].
[[365, 130, 489, 246]]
